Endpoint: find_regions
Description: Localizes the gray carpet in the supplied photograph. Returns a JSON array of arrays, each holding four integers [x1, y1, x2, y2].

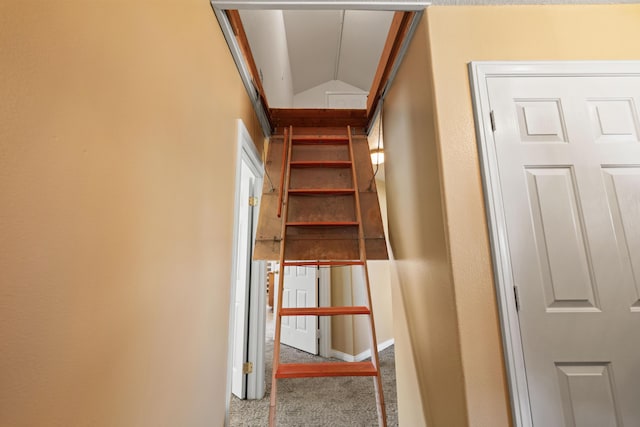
[[230, 339, 398, 426]]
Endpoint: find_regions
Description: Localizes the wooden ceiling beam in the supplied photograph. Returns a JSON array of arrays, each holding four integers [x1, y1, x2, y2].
[[269, 109, 368, 130]]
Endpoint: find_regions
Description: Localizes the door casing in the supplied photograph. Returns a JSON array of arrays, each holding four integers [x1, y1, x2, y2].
[[469, 60, 640, 427], [225, 119, 265, 420]]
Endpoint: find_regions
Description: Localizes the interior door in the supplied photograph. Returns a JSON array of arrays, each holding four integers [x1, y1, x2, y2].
[[275, 265, 318, 355], [487, 73, 640, 426], [231, 161, 255, 399]]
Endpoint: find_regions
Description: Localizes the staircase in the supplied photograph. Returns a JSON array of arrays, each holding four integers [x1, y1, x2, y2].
[[254, 124, 388, 426]]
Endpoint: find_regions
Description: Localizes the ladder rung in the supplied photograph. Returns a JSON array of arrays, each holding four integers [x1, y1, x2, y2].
[[276, 361, 377, 378], [290, 161, 352, 168], [282, 260, 365, 267], [286, 221, 358, 227], [288, 188, 355, 196], [291, 135, 349, 145], [280, 306, 371, 316]]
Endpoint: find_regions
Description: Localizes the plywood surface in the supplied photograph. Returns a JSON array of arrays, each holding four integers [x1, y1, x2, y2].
[[254, 127, 388, 261]]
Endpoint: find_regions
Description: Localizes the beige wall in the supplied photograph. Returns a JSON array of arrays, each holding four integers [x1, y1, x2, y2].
[[367, 179, 394, 351], [330, 176, 394, 357], [330, 266, 355, 354], [384, 4, 640, 427], [0, 1, 260, 426], [383, 14, 467, 427]]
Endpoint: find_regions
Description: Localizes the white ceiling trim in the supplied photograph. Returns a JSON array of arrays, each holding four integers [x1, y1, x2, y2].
[[210, 1, 431, 11]]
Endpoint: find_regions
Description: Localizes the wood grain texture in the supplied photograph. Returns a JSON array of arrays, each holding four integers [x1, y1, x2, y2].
[[226, 11, 271, 112], [270, 109, 368, 130], [276, 362, 378, 379], [254, 126, 388, 261], [280, 306, 371, 316], [367, 11, 415, 121]]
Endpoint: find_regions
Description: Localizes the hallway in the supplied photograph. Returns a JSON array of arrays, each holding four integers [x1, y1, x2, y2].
[[230, 319, 398, 427]]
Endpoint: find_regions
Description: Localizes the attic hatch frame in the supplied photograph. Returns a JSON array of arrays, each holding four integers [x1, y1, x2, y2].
[[210, 1, 429, 136]]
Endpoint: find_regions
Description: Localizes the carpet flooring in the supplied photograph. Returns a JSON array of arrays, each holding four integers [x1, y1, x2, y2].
[[229, 339, 398, 426]]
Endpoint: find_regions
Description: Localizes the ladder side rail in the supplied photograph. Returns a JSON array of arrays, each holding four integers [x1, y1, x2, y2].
[[346, 126, 388, 427], [269, 125, 294, 427], [276, 127, 288, 218]]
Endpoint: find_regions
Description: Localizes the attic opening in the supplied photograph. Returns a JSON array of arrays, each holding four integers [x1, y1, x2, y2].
[[212, 5, 424, 135]]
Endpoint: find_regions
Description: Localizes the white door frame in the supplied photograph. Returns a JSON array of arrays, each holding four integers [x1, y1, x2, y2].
[[225, 120, 265, 420], [469, 60, 640, 427], [210, 1, 428, 11]]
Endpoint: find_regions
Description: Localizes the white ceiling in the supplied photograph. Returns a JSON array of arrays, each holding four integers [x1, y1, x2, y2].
[[334, 11, 394, 92], [279, 10, 393, 93]]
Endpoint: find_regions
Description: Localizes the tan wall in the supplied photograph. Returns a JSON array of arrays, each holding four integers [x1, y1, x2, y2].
[[366, 179, 394, 352], [383, 14, 466, 427], [330, 266, 355, 354], [0, 1, 260, 426], [384, 4, 640, 427]]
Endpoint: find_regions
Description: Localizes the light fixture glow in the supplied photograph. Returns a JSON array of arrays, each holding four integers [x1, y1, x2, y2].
[[370, 148, 384, 165]]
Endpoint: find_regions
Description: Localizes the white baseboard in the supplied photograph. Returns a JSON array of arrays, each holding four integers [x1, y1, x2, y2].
[[378, 338, 396, 352], [330, 339, 395, 362], [330, 349, 357, 362]]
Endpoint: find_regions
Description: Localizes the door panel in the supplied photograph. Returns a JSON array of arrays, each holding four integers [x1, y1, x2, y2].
[[487, 74, 640, 426], [275, 265, 318, 355], [556, 363, 621, 427], [602, 167, 640, 311], [525, 167, 597, 311]]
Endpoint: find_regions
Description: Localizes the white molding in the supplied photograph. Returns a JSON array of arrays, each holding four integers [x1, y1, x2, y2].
[[468, 60, 640, 427], [246, 260, 266, 400], [237, 119, 264, 176], [239, 119, 266, 400], [331, 349, 357, 362], [211, 1, 430, 11], [469, 61, 640, 79], [225, 120, 265, 425], [331, 339, 394, 362], [377, 338, 395, 352]]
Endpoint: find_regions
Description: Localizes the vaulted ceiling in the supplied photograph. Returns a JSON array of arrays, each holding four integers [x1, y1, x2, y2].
[[240, 10, 393, 95], [282, 10, 393, 93]]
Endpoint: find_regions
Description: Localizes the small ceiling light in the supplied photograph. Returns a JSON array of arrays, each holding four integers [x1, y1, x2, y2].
[[370, 148, 384, 165]]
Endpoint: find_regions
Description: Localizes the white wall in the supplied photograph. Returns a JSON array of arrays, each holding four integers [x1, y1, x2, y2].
[[239, 10, 294, 108], [293, 80, 367, 109]]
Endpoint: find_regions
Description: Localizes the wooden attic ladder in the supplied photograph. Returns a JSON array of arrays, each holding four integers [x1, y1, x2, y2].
[[257, 124, 388, 426]]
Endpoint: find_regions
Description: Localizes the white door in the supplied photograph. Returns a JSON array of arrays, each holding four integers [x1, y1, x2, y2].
[[275, 265, 318, 355], [231, 161, 256, 399], [486, 71, 640, 426]]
